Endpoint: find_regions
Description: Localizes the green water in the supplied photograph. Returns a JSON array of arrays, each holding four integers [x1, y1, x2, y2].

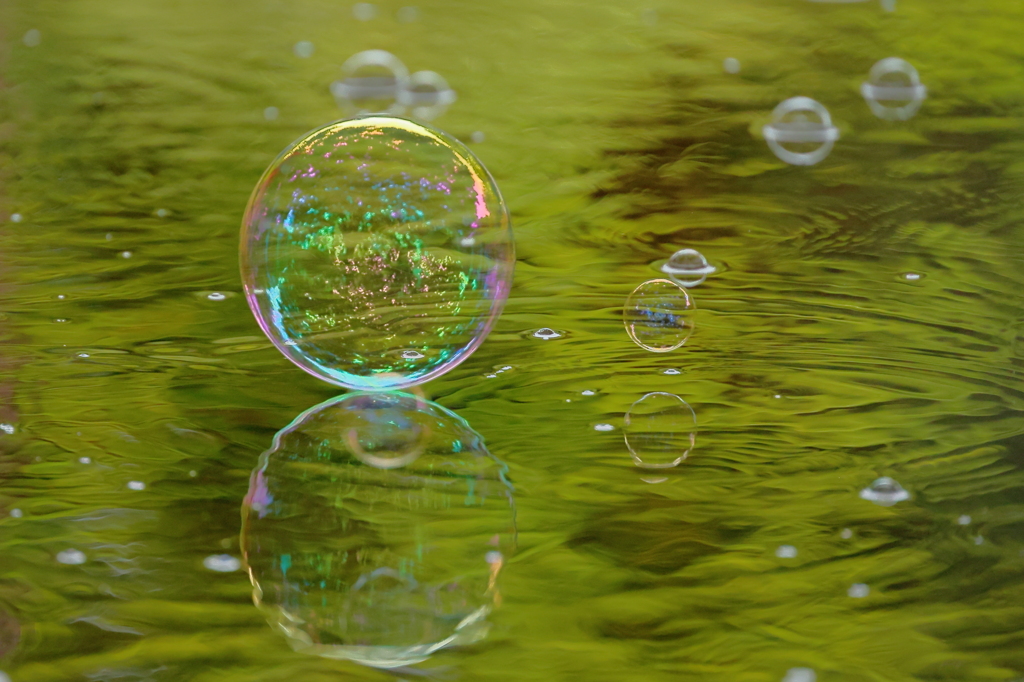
[[3, 0, 1024, 680]]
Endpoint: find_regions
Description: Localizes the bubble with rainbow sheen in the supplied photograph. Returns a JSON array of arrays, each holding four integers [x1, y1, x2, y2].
[[241, 116, 514, 391]]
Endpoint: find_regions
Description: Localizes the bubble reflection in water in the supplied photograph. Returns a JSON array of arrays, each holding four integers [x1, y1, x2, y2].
[[241, 391, 515, 669], [623, 392, 696, 469]]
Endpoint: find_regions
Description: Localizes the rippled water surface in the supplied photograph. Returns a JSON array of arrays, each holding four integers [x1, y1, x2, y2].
[[3, 0, 1024, 680]]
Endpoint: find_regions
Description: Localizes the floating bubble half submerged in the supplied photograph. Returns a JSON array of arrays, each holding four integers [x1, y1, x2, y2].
[[861, 57, 927, 121], [623, 392, 696, 469], [762, 97, 840, 166], [240, 116, 514, 391], [661, 248, 716, 288], [859, 476, 910, 507], [624, 279, 695, 352], [241, 392, 515, 669], [398, 71, 457, 121]]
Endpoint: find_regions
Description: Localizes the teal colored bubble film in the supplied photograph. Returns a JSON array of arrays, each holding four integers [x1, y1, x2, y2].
[[240, 116, 514, 390]]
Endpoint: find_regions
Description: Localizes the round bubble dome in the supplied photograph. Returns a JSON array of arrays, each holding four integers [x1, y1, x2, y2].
[[240, 116, 514, 391], [241, 391, 515, 668]]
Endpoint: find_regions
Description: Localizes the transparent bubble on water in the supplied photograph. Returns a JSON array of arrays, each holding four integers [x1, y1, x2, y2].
[[762, 97, 840, 166], [723, 57, 741, 74], [398, 71, 457, 121], [241, 391, 515, 669], [624, 279, 695, 353], [861, 57, 927, 121], [531, 327, 562, 340], [661, 248, 716, 288], [859, 476, 910, 507], [623, 392, 696, 469], [241, 116, 514, 391], [331, 50, 410, 115], [57, 549, 87, 565], [848, 583, 870, 598], [775, 544, 798, 559]]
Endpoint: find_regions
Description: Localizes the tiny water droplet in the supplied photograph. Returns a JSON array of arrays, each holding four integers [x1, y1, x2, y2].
[[120, 251, 132, 259], [662, 368, 681, 375], [77, 353, 89, 358], [189, 470, 198, 478], [79, 456, 91, 464], [958, 515, 971, 526], [293, 40, 314, 58], [723, 57, 741, 74], [9, 213, 22, 223], [470, 131, 486, 144], [9, 509, 22, 518], [848, 583, 870, 598], [57, 549, 87, 565], [775, 545, 798, 559], [207, 292, 227, 301], [127, 481, 146, 491], [155, 208, 170, 218], [974, 536, 984, 545], [582, 390, 596, 396], [841, 528, 853, 539], [203, 554, 242, 572], [22, 29, 41, 47], [594, 423, 614, 432]]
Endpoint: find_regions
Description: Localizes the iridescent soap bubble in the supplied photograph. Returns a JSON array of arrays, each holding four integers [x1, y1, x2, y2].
[[241, 392, 515, 669], [861, 57, 927, 121], [762, 97, 840, 166], [241, 116, 514, 391], [624, 279, 695, 352], [331, 50, 409, 115], [623, 392, 696, 468]]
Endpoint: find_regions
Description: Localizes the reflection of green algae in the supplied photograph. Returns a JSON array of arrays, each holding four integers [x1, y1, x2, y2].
[[2, 0, 1024, 679]]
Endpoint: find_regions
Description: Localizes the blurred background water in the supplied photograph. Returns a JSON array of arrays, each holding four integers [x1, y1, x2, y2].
[[3, 0, 1024, 680]]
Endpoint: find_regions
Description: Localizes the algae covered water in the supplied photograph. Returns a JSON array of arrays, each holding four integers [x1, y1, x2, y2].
[[3, 0, 1024, 680]]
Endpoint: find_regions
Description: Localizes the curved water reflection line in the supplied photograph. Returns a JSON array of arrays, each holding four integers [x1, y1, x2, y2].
[[240, 391, 515, 669]]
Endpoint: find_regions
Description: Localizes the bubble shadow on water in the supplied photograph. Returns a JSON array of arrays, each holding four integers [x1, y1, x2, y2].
[[240, 391, 516, 669]]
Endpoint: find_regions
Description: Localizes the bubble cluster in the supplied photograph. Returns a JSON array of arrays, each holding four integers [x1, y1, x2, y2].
[[331, 50, 456, 121], [241, 392, 514, 668], [240, 116, 513, 391]]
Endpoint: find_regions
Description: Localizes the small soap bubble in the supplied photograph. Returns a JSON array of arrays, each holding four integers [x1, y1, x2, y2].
[[127, 481, 146, 491], [77, 352, 89, 358], [859, 476, 910, 507], [263, 106, 279, 121], [775, 545, 798, 559], [57, 549, 87, 565], [624, 392, 696, 469], [155, 208, 170, 218], [9, 213, 22, 223], [105, 233, 113, 241], [204, 554, 242, 572], [396, 5, 419, 22], [241, 117, 513, 391], [848, 583, 870, 598], [189, 470, 198, 477], [661, 368, 681, 375], [331, 50, 409, 115], [624, 279, 695, 352], [581, 390, 596, 396], [485, 550, 503, 565], [401, 350, 425, 359], [352, 2, 377, 20], [782, 668, 816, 682], [54, 318, 68, 324], [723, 57, 741, 74], [974, 536, 984, 545], [9, 509, 22, 519], [762, 97, 839, 166], [532, 328, 562, 340], [399, 70, 457, 121], [207, 292, 227, 301], [958, 515, 972, 526], [79, 456, 91, 464], [661, 248, 716, 288], [902, 272, 922, 282], [22, 29, 41, 47], [120, 251, 132, 259], [470, 131, 486, 144], [861, 57, 926, 121], [293, 40, 315, 58], [594, 423, 614, 432], [841, 528, 853, 539], [0, 424, 13, 435]]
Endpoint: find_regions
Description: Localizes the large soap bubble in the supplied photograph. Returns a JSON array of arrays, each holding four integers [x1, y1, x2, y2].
[[241, 391, 515, 669], [240, 116, 514, 391]]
